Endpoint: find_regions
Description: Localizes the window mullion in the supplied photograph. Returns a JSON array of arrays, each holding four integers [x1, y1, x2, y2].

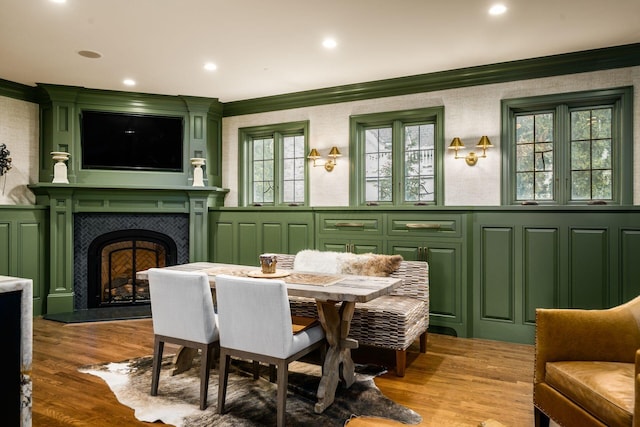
[[555, 104, 568, 204], [273, 131, 282, 205], [392, 120, 403, 206]]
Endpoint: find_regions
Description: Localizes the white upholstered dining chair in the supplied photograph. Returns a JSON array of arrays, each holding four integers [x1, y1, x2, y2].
[[214, 274, 326, 427], [147, 268, 219, 410]]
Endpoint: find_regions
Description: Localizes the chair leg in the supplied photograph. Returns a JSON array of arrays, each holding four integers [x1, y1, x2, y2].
[[199, 344, 213, 410], [253, 360, 260, 380], [217, 352, 231, 414], [268, 364, 277, 383], [151, 337, 164, 396], [276, 360, 288, 427], [395, 349, 407, 377], [419, 331, 428, 353]]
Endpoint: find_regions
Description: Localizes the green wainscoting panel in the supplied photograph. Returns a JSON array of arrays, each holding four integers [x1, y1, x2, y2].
[[287, 223, 313, 254], [621, 229, 640, 301], [18, 223, 42, 314], [238, 223, 258, 266], [570, 228, 608, 309], [0, 207, 48, 316], [209, 210, 314, 264], [262, 223, 284, 255], [480, 227, 514, 321], [0, 223, 9, 274], [212, 221, 234, 264], [524, 228, 559, 323]]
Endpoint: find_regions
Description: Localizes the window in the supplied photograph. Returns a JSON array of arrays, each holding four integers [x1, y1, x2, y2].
[[502, 88, 633, 205], [350, 107, 444, 206], [238, 121, 309, 206]]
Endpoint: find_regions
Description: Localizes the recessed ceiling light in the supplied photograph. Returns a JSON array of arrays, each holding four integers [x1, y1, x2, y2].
[[489, 4, 507, 15], [123, 79, 136, 86], [50, 0, 67, 3], [204, 62, 217, 71], [322, 38, 337, 49], [78, 50, 102, 59]]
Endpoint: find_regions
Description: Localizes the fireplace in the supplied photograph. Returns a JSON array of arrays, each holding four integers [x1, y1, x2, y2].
[[74, 213, 190, 310], [87, 229, 177, 308]]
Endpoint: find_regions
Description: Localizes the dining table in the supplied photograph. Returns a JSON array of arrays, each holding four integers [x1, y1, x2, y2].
[[137, 261, 403, 414]]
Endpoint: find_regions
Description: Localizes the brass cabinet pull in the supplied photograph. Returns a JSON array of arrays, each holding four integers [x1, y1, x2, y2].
[[335, 222, 365, 227], [406, 223, 441, 229]]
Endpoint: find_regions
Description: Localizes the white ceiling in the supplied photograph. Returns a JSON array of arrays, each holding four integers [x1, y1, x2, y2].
[[1, 0, 639, 103]]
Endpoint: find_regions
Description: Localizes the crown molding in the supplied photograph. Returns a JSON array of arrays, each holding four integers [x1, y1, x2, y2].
[[0, 78, 39, 103], [222, 43, 640, 117]]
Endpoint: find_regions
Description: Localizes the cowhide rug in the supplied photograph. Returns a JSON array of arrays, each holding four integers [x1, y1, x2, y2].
[[79, 355, 422, 426]]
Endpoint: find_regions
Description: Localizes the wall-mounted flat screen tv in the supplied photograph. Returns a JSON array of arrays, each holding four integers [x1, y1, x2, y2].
[[80, 110, 184, 172]]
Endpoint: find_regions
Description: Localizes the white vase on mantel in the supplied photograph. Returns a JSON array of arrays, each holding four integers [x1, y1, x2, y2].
[[50, 151, 70, 184], [190, 157, 205, 187]]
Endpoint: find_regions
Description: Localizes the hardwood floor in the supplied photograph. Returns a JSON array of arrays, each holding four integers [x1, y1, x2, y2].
[[32, 317, 535, 426]]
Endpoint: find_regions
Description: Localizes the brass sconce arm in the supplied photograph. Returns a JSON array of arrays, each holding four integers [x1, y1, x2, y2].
[[448, 136, 493, 166], [308, 146, 341, 172]]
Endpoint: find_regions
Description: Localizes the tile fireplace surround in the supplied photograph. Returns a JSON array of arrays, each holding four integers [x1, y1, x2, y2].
[[29, 183, 227, 315]]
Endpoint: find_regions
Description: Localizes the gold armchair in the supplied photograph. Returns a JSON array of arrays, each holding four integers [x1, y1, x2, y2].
[[534, 296, 640, 427]]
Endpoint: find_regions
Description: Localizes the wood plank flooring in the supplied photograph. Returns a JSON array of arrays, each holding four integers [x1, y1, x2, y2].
[[32, 317, 535, 426]]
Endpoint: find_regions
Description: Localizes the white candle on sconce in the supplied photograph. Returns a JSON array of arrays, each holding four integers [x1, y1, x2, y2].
[[50, 151, 70, 184], [190, 157, 205, 187]]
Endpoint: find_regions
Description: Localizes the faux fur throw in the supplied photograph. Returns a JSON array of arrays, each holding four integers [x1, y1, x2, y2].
[[294, 250, 403, 277]]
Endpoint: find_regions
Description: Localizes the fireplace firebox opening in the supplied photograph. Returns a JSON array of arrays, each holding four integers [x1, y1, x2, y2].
[[87, 229, 177, 308]]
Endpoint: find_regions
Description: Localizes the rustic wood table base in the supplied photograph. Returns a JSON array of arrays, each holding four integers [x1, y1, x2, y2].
[[314, 300, 358, 413]]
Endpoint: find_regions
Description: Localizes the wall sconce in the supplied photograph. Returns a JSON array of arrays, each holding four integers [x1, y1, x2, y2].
[[448, 136, 493, 166], [308, 146, 341, 172]]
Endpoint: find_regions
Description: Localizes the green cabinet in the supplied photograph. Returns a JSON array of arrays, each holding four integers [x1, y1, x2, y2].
[[316, 212, 384, 254], [386, 212, 468, 337], [209, 210, 314, 266], [389, 240, 465, 336]]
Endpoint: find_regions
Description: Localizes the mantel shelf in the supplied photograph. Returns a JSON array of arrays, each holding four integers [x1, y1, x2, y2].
[[28, 182, 229, 193]]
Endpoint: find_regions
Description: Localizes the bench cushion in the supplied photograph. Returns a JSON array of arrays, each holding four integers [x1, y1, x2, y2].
[[545, 361, 634, 427]]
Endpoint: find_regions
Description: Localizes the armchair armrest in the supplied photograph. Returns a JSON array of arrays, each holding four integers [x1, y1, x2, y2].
[[636, 349, 640, 427], [535, 299, 640, 384]]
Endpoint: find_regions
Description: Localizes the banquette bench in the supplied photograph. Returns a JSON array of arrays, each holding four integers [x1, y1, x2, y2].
[[274, 251, 429, 376]]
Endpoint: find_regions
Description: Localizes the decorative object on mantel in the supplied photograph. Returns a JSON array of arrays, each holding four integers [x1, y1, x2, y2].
[[50, 151, 70, 183], [448, 136, 493, 166], [79, 356, 422, 427], [307, 146, 341, 172], [0, 143, 12, 195], [190, 157, 205, 186]]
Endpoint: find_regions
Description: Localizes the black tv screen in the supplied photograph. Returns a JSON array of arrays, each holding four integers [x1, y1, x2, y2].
[[80, 110, 184, 172]]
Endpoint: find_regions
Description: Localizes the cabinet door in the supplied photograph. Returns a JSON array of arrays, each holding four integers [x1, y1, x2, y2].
[[389, 240, 465, 337], [317, 237, 382, 254]]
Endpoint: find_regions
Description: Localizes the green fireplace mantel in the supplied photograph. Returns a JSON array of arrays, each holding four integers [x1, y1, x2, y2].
[[29, 183, 228, 314]]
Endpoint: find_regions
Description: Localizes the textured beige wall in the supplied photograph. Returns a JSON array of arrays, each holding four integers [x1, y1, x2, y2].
[[222, 66, 640, 207], [0, 96, 38, 205]]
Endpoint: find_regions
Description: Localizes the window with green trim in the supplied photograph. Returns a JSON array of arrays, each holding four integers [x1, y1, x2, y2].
[[502, 87, 633, 205], [238, 121, 309, 206], [350, 107, 444, 206]]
